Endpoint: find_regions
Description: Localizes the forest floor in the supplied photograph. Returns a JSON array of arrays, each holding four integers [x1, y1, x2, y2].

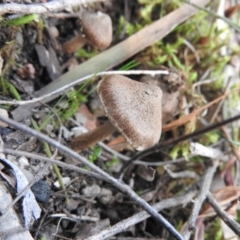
[[0, 0, 240, 240]]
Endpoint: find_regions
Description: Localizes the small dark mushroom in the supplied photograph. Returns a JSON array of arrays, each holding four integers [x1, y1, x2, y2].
[[71, 75, 162, 151], [63, 11, 112, 53]]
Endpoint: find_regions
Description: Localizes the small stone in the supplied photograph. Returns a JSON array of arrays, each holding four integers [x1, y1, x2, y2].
[[98, 188, 112, 204], [82, 184, 101, 199], [54, 177, 70, 188], [31, 180, 51, 203], [0, 109, 8, 127], [17, 156, 29, 168]]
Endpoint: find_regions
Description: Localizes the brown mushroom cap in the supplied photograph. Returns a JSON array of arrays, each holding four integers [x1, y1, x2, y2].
[[81, 11, 112, 50], [97, 75, 162, 150]]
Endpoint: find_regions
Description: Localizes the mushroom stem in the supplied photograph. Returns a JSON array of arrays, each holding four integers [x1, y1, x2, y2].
[[70, 120, 116, 152], [63, 34, 87, 54]]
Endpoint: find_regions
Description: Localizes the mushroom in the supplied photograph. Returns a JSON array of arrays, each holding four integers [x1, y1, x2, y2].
[[63, 11, 112, 54], [70, 75, 163, 151]]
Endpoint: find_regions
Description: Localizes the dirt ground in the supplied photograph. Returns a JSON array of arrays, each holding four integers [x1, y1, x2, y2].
[[0, 0, 240, 240]]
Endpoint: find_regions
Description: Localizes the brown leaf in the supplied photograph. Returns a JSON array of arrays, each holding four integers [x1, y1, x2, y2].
[[225, 4, 240, 18], [200, 186, 240, 217]]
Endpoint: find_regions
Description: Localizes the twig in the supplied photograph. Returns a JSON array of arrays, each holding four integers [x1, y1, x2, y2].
[[97, 142, 130, 161], [46, 13, 81, 18], [0, 70, 168, 105], [207, 193, 240, 236], [118, 113, 240, 179], [164, 166, 200, 180], [182, 159, 219, 239], [50, 213, 99, 222], [2, 148, 103, 180], [86, 190, 198, 240], [34, 204, 52, 239], [0, 115, 183, 240], [0, 0, 105, 15], [181, 0, 240, 32], [3, 146, 187, 168]]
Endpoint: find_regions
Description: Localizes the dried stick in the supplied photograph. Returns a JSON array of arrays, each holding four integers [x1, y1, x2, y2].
[[0, 70, 168, 106], [119, 113, 240, 179], [2, 148, 103, 180], [207, 193, 240, 236], [86, 190, 198, 240], [0, 115, 183, 240], [182, 160, 219, 239], [0, 0, 105, 15]]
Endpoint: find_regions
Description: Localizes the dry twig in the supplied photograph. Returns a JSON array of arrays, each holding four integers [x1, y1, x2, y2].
[[2, 148, 103, 180], [182, 160, 219, 239], [0, 0, 105, 15], [119, 113, 240, 179], [86, 190, 198, 240], [207, 193, 240, 236], [0, 70, 168, 105]]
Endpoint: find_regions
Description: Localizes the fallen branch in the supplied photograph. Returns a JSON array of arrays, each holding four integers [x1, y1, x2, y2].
[[182, 159, 219, 239], [0, 70, 169, 105], [0, 0, 105, 15], [207, 193, 240, 236], [119, 113, 240, 179], [2, 148, 103, 180], [86, 190, 198, 240]]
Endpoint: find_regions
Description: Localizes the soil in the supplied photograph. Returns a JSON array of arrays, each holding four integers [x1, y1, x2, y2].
[[0, 1, 237, 240]]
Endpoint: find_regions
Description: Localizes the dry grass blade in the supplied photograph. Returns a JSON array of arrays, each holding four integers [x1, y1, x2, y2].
[[162, 88, 240, 132], [207, 193, 240, 236], [86, 190, 197, 240], [0, 0, 105, 15]]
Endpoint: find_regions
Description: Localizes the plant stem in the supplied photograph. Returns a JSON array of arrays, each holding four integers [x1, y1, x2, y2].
[[63, 34, 87, 54], [71, 120, 116, 151]]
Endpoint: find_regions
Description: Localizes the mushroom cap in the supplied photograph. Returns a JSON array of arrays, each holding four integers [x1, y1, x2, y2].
[[97, 75, 162, 150], [81, 11, 112, 50]]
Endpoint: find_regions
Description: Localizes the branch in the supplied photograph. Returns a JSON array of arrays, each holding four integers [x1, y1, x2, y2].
[[2, 148, 103, 180], [207, 193, 240, 236], [0, 70, 168, 105], [86, 190, 198, 240], [119, 113, 240, 179], [0, 0, 105, 15], [182, 160, 219, 239]]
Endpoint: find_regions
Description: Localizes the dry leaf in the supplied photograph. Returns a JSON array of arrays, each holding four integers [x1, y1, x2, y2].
[[0, 157, 41, 229], [200, 186, 240, 218], [162, 88, 239, 132]]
